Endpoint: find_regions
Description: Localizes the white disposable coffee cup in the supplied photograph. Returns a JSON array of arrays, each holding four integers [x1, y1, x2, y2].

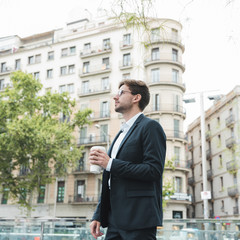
[[90, 146, 106, 174]]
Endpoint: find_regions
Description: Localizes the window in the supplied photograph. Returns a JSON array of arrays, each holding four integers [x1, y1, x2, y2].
[[60, 66, 67, 75], [69, 46, 76, 55], [77, 153, 86, 171], [83, 43, 91, 54], [45, 87, 52, 93], [219, 155, 223, 167], [221, 200, 224, 212], [153, 94, 160, 111], [47, 69, 53, 78], [123, 53, 131, 66], [175, 177, 182, 193], [34, 72, 40, 80], [102, 57, 110, 69], [35, 54, 41, 63], [61, 48, 68, 57], [19, 188, 27, 201], [233, 173, 237, 185], [82, 81, 89, 93], [59, 85, 66, 93], [1, 187, 9, 204], [174, 147, 180, 166], [101, 101, 109, 118], [151, 28, 160, 41], [122, 73, 130, 79], [173, 211, 183, 219], [174, 94, 180, 112], [172, 49, 178, 61], [76, 180, 85, 201], [48, 51, 54, 60], [218, 134, 221, 147], [123, 33, 131, 46], [172, 28, 178, 41], [1, 62, 6, 72], [80, 127, 87, 144], [28, 56, 34, 64], [103, 38, 111, 50], [68, 65, 75, 74], [59, 112, 70, 123], [57, 181, 65, 202], [172, 69, 179, 83], [100, 125, 108, 142], [37, 185, 45, 203], [217, 117, 220, 126], [174, 119, 180, 138], [0, 79, 4, 90], [151, 48, 160, 60], [15, 59, 21, 70], [220, 176, 224, 190], [100, 124, 108, 142], [67, 84, 74, 93], [83, 62, 90, 73], [101, 77, 109, 90], [151, 68, 160, 82]]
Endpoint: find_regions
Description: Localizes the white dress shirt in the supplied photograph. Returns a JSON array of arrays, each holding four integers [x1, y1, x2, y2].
[[106, 112, 142, 171]]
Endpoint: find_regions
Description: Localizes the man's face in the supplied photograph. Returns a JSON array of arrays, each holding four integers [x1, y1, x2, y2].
[[113, 85, 135, 113]]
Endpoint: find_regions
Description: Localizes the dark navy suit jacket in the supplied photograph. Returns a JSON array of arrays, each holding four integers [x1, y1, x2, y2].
[[92, 114, 166, 230]]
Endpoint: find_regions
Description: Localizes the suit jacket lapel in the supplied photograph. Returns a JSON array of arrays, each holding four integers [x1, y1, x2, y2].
[[107, 129, 123, 156], [116, 114, 144, 156]]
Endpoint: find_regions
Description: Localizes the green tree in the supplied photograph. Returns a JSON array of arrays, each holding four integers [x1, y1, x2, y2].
[[0, 71, 92, 212]]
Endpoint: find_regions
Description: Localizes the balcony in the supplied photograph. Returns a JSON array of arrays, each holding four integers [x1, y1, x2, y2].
[[148, 80, 186, 92], [144, 104, 186, 117], [144, 57, 185, 72], [206, 149, 212, 160], [78, 85, 111, 97], [89, 111, 110, 121], [227, 185, 239, 198], [0, 66, 13, 76], [225, 136, 236, 148], [80, 45, 112, 58], [207, 169, 213, 180], [164, 130, 187, 142], [169, 193, 191, 201], [68, 194, 99, 204], [225, 114, 235, 127], [233, 206, 239, 215], [188, 177, 195, 186], [226, 160, 239, 172], [78, 135, 108, 146], [119, 60, 133, 70], [149, 36, 185, 51], [79, 64, 111, 77], [119, 41, 133, 49]]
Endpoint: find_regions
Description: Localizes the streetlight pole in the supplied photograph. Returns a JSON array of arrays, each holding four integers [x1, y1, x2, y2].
[[200, 92, 208, 219]]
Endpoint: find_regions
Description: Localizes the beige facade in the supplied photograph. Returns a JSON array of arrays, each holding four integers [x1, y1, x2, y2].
[[0, 16, 190, 223], [186, 86, 240, 219]]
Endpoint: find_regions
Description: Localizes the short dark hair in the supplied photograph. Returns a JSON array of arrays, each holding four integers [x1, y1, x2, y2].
[[119, 79, 150, 111]]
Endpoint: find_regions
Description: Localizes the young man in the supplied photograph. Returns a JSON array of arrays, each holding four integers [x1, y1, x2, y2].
[[89, 79, 166, 240]]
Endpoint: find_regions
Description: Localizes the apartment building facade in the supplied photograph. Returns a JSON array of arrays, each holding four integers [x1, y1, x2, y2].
[[186, 86, 240, 219], [0, 16, 190, 223]]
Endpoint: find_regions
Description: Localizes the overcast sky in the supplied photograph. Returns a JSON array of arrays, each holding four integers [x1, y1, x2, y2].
[[1, 0, 240, 129]]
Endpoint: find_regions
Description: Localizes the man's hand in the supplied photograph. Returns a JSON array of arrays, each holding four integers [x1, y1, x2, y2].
[[89, 149, 110, 169], [90, 220, 103, 239]]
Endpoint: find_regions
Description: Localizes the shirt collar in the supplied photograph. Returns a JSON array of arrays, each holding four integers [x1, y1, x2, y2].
[[121, 112, 143, 132]]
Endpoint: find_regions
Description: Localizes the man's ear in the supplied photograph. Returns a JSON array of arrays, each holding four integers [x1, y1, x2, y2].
[[133, 94, 142, 103]]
